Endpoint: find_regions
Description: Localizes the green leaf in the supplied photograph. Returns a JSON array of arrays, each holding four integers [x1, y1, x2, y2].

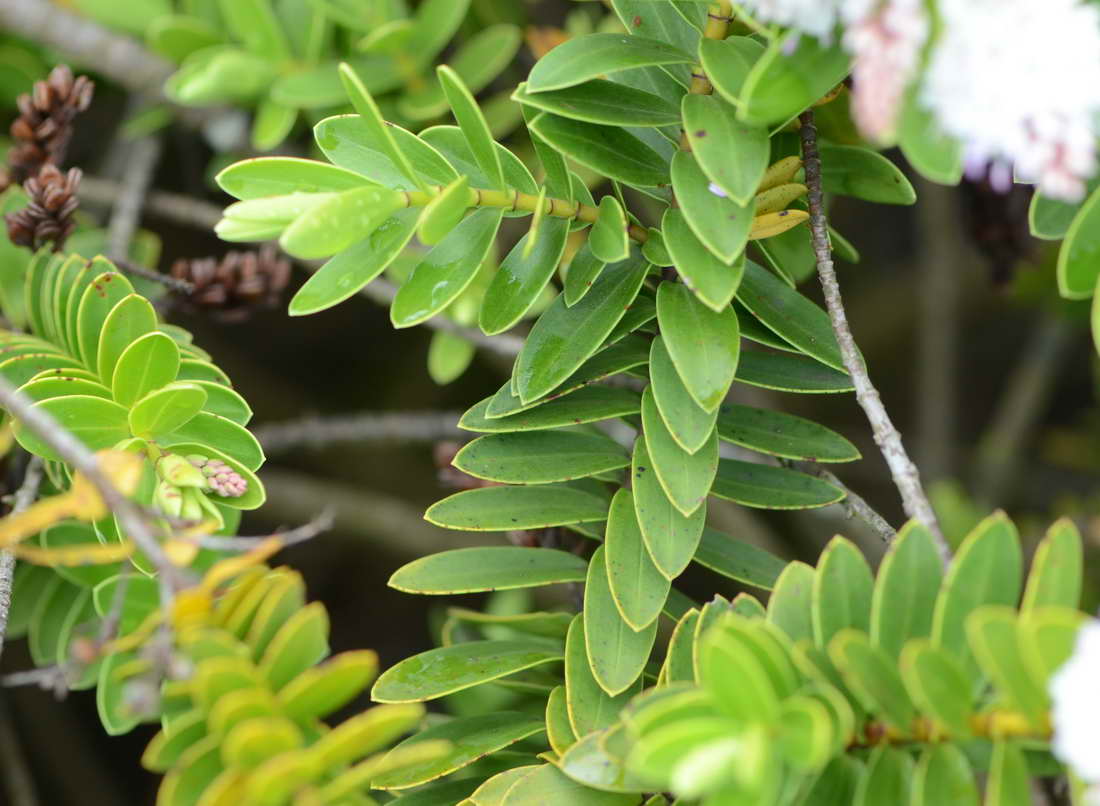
[[513, 80, 680, 128], [716, 404, 858, 463], [590, 196, 630, 263], [417, 177, 471, 246], [461, 386, 641, 433], [97, 294, 157, 385], [278, 650, 378, 722], [1029, 185, 1093, 241], [737, 261, 845, 371], [649, 334, 718, 455], [392, 208, 502, 328], [289, 210, 419, 315], [372, 640, 563, 703], [766, 561, 816, 643], [899, 640, 974, 736], [15, 396, 131, 460], [128, 382, 207, 438], [191, 381, 251, 426], [467, 767, 540, 805], [42, 521, 123, 588], [683, 95, 768, 205], [166, 442, 265, 510], [565, 615, 639, 736], [479, 219, 570, 335], [897, 92, 964, 186], [820, 145, 916, 206], [514, 252, 649, 402], [217, 0, 288, 59], [389, 546, 588, 596], [606, 489, 671, 630], [735, 349, 853, 394], [339, 62, 426, 190], [700, 36, 766, 107], [502, 763, 638, 805], [558, 729, 650, 793], [545, 685, 577, 757], [426, 484, 607, 531], [564, 242, 607, 307], [111, 332, 180, 407], [777, 694, 835, 773], [163, 410, 263, 470], [966, 606, 1047, 724], [869, 522, 943, 661], [641, 386, 718, 517], [250, 99, 297, 151], [739, 33, 850, 126], [1017, 607, 1086, 685], [217, 157, 373, 200], [372, 712, 545, 790], [630, 436, 704, 581], [609, 0, 700, 86], [931, 513, 1022, 684], [527, 33, 694, 93], [813, 537, 873, 649], [700, 627, 780, 722], [584, 546, 657, 696], [420, 125, 538, 202], [694, 527, 787, 589], [913, 744, 977, 806], [986, 742, 1030, 806], [829, 629, 916, 734], [670, 151, 754, 264], [97, 650, 144, 735], [528, 114, 669, 188], [1057, 185, 1100, 299], [1022, 518, 1083, 611], [280, 186, 405, 259], [437, 65, 505, 190], [453, 431, 629, 485], [662, 209, 744, 312], [662, 610, 699, 683], [854, 747, 914, 806], [314, 114, 457, 190], [711, 459, 843, 510], [656, 282, 739, 412]]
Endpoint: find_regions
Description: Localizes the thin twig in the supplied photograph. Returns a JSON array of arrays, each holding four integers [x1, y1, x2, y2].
[[255, 411, 466, 454], [798, 110, 948, 564], [0, 376, 189, 603], [113, 257, 195, 294], [797, 462, 897, 542], [0, 458, 44, 661], [189, 510, 335, 552], [106, 134, 161, 261]]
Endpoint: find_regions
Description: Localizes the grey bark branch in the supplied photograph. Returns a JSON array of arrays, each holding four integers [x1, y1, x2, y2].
[[0, 375, 189, 603], [106, 134, 162, 261], [255, 411, 466, 454], [0, 458, 43, 662], [798, 110, 948, 564], [797, 462, 896, 542]]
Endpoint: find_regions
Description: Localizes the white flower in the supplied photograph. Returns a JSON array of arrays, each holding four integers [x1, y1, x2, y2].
[[1051, 619, 1100, 784], [922, 0, 1100, 201], [737, 0, 842, 41]]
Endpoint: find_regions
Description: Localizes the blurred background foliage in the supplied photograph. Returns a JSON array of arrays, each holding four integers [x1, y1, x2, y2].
[[0, 0, 1097, 802]]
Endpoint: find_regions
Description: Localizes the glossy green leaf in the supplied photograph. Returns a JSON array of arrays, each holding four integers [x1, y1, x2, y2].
[[428, 330, 471, 386], [278, 650, 378, 722], [514, 80, 680, 128], [426, 484, 607, 531], [111, 331, 180, 407], [438, 65, 505, 190], [913, 744, 977, 806], [564, 242, 607, 307], [216, 157, 372, 200], [289, 209, 419, 315], [546, 685, 577, 757], [373, 712, 545, 790], [656, 282, 739, 411], [986, 742, 1030, 806], [662, 209, 744, 311], [735, 349, 853, 393], [584, 546, 657, 696], [0, 353, 84, 388], [649, 334, 717, 454], [417, 177, 472, 246], [339, 62, 425, 190], [15, 395, 131, 460], [558, 729, 650, 794], [700, 36, 766, 106], [218, 0, 288, 59], [454, 431, 629, 485], [684, 94, 768, 204], [737, 261, 845, 371], [670, 151, 754, 264], [503, 763, 637, 805], [528, 114, 668, 188], [1029, 184, 1094, 241], [514, 252, 649, 402], [1057, 185, 1100, 299], [630, 436, 704, 581], [641, 386, 718, 517], [830, 629, 915, 733], [258, 602, 330, 689], [314, 114, 457, 190], [1022, 518, 1083, 611], [527, 33, 694, 93], [716, 403, 858, 462], [421, 125, 538, 202], [869, 522, 942, 661], [854, 747, 913, 806], [740, 33, 850, 126], [461, 386, 641, 434], [1017, 607, 1086, 685], [390, 546, 588, 595], [899, 639, 973, 736], [693, 527, 786, 589], [479, 218, 569, 335], [820, 145, 915, 205], [565, 615, 639, 736], [97, 294, 157, 385], [897, 92, 964, 185], [191, 381, 251, 425], [589, 196, 630, 264], [932, 513, 1022, 683], [766, 561, 816, 643], [813, 537, 874, 649], [97, 649, 144, 736], [700, 628, 780, 722], [280, 186, 405, 259], [605, 489, 671, 630], [373, 640, 563, 703], [711, 459, 843, 510], [967, 606, 1047, 723], [128, 382, 207, 438], [610, 0, 700, 85], [776, 694, 835, 773]]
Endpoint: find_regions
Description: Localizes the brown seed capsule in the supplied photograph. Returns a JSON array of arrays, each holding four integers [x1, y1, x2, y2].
[[170, 244, 291, 322], [4, 164, 82, 251]]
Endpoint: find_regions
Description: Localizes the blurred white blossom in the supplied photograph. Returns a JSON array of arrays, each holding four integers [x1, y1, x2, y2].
[[923, 0, 1100, 201], [737, 0, 841, 41], [1051, 619, 1100, 790]]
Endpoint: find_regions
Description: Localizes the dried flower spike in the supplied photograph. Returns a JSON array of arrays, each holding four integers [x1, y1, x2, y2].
[[4, 164, 82, 251], [187, 456, 248, 498], [2, 65, 94, 191], [170, 244, 291, 322]]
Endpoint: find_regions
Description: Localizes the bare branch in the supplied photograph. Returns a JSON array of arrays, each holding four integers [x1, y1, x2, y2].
[[106, 134, 161, 261], [188, 510, 335, 552], [796, 462, 897, 543], [798, 110, 949, 564], [255, 411, 466, 454], [113, 257, 195, 295], [0, 458, 44, 661]]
